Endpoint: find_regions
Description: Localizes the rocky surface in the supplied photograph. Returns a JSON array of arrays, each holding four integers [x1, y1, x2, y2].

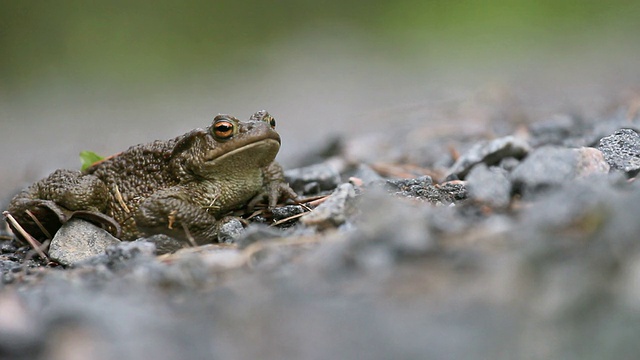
[[2, 90, 640, 359]]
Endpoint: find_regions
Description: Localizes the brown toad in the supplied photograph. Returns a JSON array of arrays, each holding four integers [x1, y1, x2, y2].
[[7, 110, 297, 244]]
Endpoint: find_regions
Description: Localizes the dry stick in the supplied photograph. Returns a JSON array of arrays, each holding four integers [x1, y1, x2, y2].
[[270, 195, 331, 226], [114, 184, 130, 213], [271, 212, 307, 226], [24, 209, 53, 239], [305, 195, 330, 207], [294, 194, 327, 204], [2, 211, 49, 260], [181, 223, 198, 247]]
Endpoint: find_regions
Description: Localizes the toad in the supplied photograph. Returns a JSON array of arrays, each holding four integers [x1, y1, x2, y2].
[[6, 110, 297, 244]]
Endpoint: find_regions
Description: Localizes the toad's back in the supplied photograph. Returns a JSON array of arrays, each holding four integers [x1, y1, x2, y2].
[[86, 138, 183, 235]]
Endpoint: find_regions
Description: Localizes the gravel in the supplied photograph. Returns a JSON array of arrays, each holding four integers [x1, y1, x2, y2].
[[3, 91, 640, 359]]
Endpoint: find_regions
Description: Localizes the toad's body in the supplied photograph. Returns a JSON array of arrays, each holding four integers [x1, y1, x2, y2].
[[7, 111, 296, 244]]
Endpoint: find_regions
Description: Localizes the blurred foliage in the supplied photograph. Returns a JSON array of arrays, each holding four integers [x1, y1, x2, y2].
[[1, 0, 638, 91]]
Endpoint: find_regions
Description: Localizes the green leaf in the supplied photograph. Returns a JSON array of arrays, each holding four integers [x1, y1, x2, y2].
[[80, 150, 104, 171]]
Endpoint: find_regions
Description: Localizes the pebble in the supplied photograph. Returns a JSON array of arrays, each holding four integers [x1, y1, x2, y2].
[[510, 146, 609, 196], [350, 164, 384, 185], [448, 135, 530, 179], [385, 176, 466, 204], [466, 164, 511, 208], [301, 183, 357, 229], [271, 205, 306, 221], [217, 218, 245, 244], [528, 114, 579, 147], [78, 241, 157, 269], [136, 234, 185, 255], [597, 128, 640, 176], [48, 219, 121, 266], [235, 224, 284, 249], [284, 162, 342, 195]]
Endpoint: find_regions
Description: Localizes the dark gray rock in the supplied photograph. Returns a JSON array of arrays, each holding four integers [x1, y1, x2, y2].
[[271, 205, 306, 221], [467, 164, 511, 208], [284, 162, 342, 195], [48, 219, 121, 266], [357, 191, 438, 257], [235, 224, 284, 249], [0, 240, 18, 254], [511, 147, 609, 196], [386, 175, 433, 193], [105, 241, 155, 262], [77, 241, 157, 270], [301, 183, 357, 229], [528, 114, 579, 147], [597, 128, 640, 176], [498, 157, 521, 172], [448, 135, 530, 179], [136, 234, 184, 255], [350, 164, 384, 185], [437, 181, 468, 202], [217, 218, 245, 244], [385, 176, 467, 204]]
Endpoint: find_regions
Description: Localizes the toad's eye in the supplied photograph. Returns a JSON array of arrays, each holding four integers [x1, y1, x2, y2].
[[213, 120, 234, 140], [265, 115, 276, 129]]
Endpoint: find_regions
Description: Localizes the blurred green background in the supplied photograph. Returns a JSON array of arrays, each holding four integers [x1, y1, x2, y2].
[[2, 0, 638, 94], [1, 0, 639, 195]]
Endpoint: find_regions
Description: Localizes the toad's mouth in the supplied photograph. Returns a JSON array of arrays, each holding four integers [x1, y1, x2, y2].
[[204, 138, 280, 168]]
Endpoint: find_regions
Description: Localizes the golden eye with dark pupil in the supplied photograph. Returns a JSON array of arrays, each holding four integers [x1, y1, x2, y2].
[[213, 120, 234, 139], [264, 115, 276, 128]]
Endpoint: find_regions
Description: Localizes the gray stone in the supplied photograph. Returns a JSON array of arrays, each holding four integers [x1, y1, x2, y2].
[[301, 183, 357, 229], [528, 114, 578, 147], [385, 176, 466, 204], [136, 234, 184, 255], [574, 146, 610, 177], [77, 241, 157, 269], [284, 162, 342, 195], [448, 135, 530, 179], [511, 146, 609, 195], [271, 205, 306, 221], [217, 218, 245, 244], [597, 128, 640, 176], [48, 219, 121, 266], [350, 164, 384, 185], [235, 224, 283, 249], [467, 164, 511, 208]]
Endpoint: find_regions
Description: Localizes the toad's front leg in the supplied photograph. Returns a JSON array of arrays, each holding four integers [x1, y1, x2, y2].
[[134, 187, 221, 245]]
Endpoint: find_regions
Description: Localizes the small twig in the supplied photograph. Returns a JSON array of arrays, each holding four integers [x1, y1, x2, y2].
[[25, 239, 51, 262], [305, 195, 330, 207], [246, 209, 266, 220], [114, 184, 130, 213], [24, 209, 52, 239], [272, 212, 308, 226], [270, 195, 331, 226], [294, 195, 327, 204], [2, 211, 49, 260], [181, 223, 198, 247]]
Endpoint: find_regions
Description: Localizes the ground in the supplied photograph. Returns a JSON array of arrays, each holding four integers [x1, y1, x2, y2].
[[2, 88, 640, 360]]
